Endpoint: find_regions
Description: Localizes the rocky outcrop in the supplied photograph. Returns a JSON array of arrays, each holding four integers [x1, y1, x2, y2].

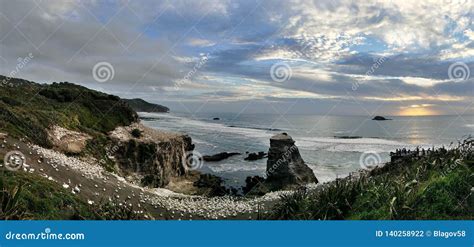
[[265, 133, 318, 190], [244, 151, 267, 161], [242, 176, 266, 195], [109, 123, 194, 188], [203, 152, 240, 162], [47, 125, 92, 154], [193, 174, 237, 197], [372, 116, 391, 121]]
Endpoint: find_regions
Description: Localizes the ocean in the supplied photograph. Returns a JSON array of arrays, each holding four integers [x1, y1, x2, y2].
[[140, 112, 474, 188]]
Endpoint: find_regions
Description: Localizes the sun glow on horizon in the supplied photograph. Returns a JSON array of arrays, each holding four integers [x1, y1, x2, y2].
[[397, 104, 439, 116]]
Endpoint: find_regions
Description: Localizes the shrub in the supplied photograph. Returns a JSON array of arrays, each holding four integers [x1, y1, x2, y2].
[[131, 128, 142, 138]]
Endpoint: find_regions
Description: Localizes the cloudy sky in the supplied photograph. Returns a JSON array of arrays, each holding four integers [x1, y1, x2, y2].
[[1, 0, 473, 116]]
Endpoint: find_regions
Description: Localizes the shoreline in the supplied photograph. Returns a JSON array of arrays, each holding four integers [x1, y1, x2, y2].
[[138, 111, 457, 187]]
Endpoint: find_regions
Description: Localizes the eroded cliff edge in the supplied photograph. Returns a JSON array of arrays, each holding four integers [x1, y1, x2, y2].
[[0, 76, 195, 190], [107, 123, 194, 188]]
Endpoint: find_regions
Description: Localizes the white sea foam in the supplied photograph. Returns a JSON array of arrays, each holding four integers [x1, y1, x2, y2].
[[141, 112, 272, 140], [140, 112, 443, 186], [294, 136, 425, 153], [206, 163, 264, 173]]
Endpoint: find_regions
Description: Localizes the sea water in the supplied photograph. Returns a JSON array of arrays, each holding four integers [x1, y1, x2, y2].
[[141, 112, 474, 187]]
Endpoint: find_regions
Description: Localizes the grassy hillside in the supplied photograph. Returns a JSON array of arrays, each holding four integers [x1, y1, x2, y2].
[[272, 139, 474, 220], [0, 169, 143, 220], [0, 75, 137, 147]]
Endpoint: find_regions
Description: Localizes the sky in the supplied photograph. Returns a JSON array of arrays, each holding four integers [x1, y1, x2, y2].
[[0, 0, 473, 116]]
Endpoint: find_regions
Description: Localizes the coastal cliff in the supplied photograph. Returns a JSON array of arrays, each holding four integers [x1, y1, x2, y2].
[[109, 123, 194, 187], [0, 76, 193, 189], [1, 75, 471, 221]]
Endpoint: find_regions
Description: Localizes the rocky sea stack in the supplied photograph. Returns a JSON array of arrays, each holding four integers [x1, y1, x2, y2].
[[265, 133, 318, 190]]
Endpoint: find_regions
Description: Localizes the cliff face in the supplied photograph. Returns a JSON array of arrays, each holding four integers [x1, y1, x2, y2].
[[109, 123, 194, 187], [0, 75, 191, 189]]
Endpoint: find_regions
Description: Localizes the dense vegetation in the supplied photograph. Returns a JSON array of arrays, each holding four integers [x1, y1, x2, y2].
[[0, 76, 137, 147], [123, 98, 169, 113], [272, 139, 474, 220], [0, 169, 143, 220]]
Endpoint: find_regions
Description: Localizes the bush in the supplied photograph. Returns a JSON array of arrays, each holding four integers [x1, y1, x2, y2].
[[131, 128, 142, 138]]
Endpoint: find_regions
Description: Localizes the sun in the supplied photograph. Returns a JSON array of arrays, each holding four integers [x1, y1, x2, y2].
[[398, 104, 439, 116]]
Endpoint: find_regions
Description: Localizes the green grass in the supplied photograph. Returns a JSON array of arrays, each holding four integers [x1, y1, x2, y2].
[[0, 76, 137, 148], [0, 169, 93, 219], [0, 169, 143, 220], [272, 139, 474, 220]]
